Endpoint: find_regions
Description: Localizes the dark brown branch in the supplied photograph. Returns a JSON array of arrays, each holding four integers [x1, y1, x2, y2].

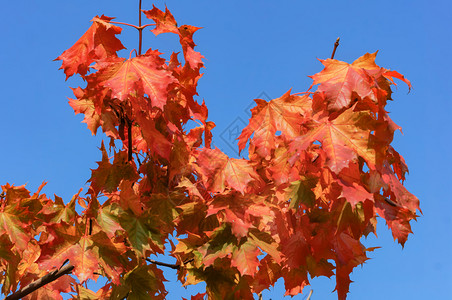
[[331, 37, 340, 59], [127, 118, 133, 162], [145, 258, 194, 270], [5, 264, 74, 300], [146, 258, 180, 270]]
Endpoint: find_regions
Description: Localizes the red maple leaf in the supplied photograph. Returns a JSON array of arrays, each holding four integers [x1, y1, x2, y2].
[[91, 51, 176, 110], [291, 106, 377, 173], [310, 52, 383, 111], [142, 5, 179, 36], [238, 91, 311, 157], [195, 148, 260, 194], [56, 15, 125, 79]]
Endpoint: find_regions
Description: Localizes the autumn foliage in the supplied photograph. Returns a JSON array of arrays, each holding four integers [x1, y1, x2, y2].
[[0, 3, 420, 300]]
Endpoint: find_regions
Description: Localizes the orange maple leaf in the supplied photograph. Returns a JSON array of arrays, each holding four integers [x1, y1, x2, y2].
[[56, 15, 125, 79]]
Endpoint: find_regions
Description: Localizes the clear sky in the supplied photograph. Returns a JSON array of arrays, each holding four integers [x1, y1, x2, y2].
[[1, 0, 451, 299]]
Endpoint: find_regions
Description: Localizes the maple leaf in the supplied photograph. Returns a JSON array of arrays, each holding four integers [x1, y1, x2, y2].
[[38, 222, 127, 285], [56, 15, 125, 79], [177, 177, 205, 200], [68, 85, 120, 137], [383, 70, 412, 89], [224, 209, 251, 238], [0, 234, 21, 295], [39, 191, 80, 225], [252, 257, 282, 293], [182, 293, 207, 300], [88, 143, 140, 195], [24, 275, 75, 300], [86, 196, 123, 238], [285, 176, 317, 209], [305, 256, 335, 278], [89, 231, 128, 284], [142, 5, 179, 36], [238, 91, 311, 157], [143, 6, 204, 69], [201, 242, 235, 268], [341, 181, 373, 206], [374, 195, 415, 247], [248, 230, 282, 263], [282, 268, 310, 296], [0, 234, 16, 263], [268, 146, 302, 185], [231, 241, 261, 276], [310, 52, 383, 111], [291, 106, 377, 173], [17, 240, 41, 280], [332, 232, 370, 300], [174, 201, 210, 236], [119, 209, 165, 257], [72, 283, 112, 300], [0, 201, 33, 251], [91, 51, 176, 110], [177, 25, 204, 69], [68, 91, 101, 135], [379, 162, 420, 213], [119, 265, 167, 299], [195, 148, 260, 194], [38, 224, 97, 283], [133, 108, 173, 159], [116, 181, 143, 217], [281, 231, 311, 269]]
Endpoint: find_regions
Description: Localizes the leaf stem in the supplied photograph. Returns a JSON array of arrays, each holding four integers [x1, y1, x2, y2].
[[109, 21, 154, 31], [331, 37, 340, 59], [109, 21, 140, 29]]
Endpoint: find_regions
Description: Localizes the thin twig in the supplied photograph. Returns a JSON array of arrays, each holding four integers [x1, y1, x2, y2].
[[109, 21, 154, 31], [145, 258, 194, 270], [146, 258, 180, 270], [306, 289, 314, 300], [127, 118, 133, 162], [138, 0, 143, 55], [5, 263, 74, 300], [331, 37, 340, 59], [109, 20, 140, 30]]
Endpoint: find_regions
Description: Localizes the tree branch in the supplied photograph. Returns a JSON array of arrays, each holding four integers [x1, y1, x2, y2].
[[145, 258, 194, 270], [331, 37, 340, 59], [138, 0, 143, 55], [127, 117, 133, 162], [5, 264, 74, 300], [146, 258, 180, 270]]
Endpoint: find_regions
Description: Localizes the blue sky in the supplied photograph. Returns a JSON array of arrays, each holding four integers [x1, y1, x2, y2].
[[1, 0, 451, 299]]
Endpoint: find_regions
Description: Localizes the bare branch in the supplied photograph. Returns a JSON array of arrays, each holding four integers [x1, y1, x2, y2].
[[5, 264, 74, 300], [146, 258, 180, 270], [331, 37, 340, 59], [145, 258, 194, 270]]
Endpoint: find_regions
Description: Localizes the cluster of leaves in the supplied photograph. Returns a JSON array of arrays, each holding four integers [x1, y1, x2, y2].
[[0, 3, 420, 300]]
